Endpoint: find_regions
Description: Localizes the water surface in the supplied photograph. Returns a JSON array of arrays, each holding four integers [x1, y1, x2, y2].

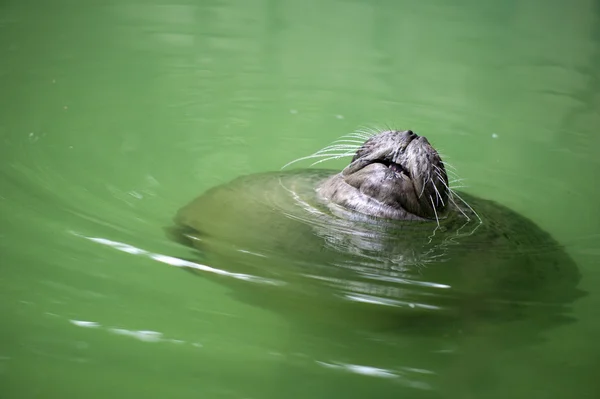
[[1, 0, 599, 398]]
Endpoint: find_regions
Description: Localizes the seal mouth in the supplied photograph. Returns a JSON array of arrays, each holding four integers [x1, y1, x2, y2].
[[374, 131, 416, 178], [380, 159, 410, 178], [348, 131, 424, 180]]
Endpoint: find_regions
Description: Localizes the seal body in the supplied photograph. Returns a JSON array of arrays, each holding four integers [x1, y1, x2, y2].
[[169, 130, 583, 322]]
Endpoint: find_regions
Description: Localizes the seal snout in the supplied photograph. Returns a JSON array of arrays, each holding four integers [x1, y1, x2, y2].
[[395, 130, 419, 147], [318, 128, 450, 221], [402, 129, 417, 139], [402, 130, 432, 148]]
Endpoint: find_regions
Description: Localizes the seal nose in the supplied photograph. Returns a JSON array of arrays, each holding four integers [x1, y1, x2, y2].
[[401, 130, 418, 140]]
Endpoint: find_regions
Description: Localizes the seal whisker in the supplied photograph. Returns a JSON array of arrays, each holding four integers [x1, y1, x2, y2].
[[330, 139, 364, 145], [281, 152, 355, 169], [448, 190, 482, 224], [447, 173, 462, 183], [448, 181, 467, 188], [310, 153, 356, 166], [447, 195, 471, 220], [308, 151, 355, 159], [436, 171, 466, 196], [432, 174, 473, 221], [435, 154, 456, 169], [355, 126, 382, 137], [282, 128, 376, 170], [433, 183, 445, 207], [434, 163, 458, 179], [352, 126, 375, 134], [444, 169, 460, 179], [443, 169, 460, 178], [380, 123, 395, 134], [343, 135, 371, 142], [434, 170, 448, 186], [429, 195, 440, 227], [435, 167, 460, 183], [339, 131, 371, 139], [419, 175, 430, 198], [441, 162, 458, 172], [437, 176, 481, 224], [318, 143, 362, 149], [346, 132, 374, 140], [315, 145, 361, 154]]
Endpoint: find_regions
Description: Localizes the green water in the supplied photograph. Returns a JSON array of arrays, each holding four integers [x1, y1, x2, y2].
[[1, 0, 599, 398]]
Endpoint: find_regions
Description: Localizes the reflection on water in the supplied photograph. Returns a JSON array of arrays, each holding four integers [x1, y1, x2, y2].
[[80, 233, 284, 285], [316, 361, 434, 390], [69, 319, 201, 346]]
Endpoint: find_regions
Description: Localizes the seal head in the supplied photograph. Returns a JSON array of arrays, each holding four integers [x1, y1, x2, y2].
[[317, 130, 449, 221]]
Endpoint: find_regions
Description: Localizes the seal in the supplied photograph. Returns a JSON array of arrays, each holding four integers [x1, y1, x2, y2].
[[316, 130, 450, 221], [169, 128, 583, 325]]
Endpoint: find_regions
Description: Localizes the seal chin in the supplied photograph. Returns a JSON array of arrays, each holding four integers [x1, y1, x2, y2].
[[317, 130, 449, 221]]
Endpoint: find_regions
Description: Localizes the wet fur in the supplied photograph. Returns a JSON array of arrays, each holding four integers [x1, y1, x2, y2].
[[287, 129, 478, 224]]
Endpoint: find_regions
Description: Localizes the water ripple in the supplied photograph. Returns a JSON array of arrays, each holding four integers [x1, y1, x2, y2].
[[73, 232, 285, 286]]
